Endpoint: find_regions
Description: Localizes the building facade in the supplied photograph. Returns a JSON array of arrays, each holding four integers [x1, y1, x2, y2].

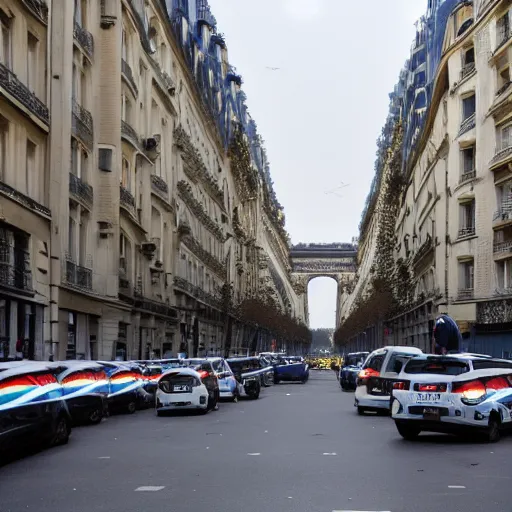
[[338, 0, 512, 358], [0, 0, 308, 362]]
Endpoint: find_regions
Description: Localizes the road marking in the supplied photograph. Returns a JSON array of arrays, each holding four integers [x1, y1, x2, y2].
[[98, 456, 110, 459], [323, 452, 337, 456], [332, 510, 391, 512], [448, 485, 466, 489], [135, 486, 165, 492], [247, 453, 260, 456], [286, 393, 291, 396]]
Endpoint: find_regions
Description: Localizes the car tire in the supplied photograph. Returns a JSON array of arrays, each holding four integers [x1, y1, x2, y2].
[[486, 416, 501, 443], [88, 408, 103, 425], [50, 415, 71, 447], [395, 421, 421, 441], [126, 401, 137, 414]]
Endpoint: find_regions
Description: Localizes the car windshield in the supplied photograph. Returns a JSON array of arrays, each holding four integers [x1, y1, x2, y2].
[[404, 359, 470, 375]]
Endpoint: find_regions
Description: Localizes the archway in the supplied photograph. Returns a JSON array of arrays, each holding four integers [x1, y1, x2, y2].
[[289, 243, 357, 328]]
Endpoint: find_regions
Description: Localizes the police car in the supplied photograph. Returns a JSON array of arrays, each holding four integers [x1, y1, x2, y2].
[[391, 354, 512, 442]]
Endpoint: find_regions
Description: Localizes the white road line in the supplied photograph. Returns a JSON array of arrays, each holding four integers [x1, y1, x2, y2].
[[333, 510, 392, 512], [98, 456, 110, 459], [134, 486, 165, 492], [323, 452, 337, 456], [448, 485, 466, 489], [247, 453, 261, 456]]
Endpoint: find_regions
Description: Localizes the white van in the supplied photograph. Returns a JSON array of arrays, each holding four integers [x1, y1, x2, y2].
[[354, 346, 423, 415]]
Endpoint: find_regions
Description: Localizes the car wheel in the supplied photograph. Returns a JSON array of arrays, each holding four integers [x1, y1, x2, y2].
[[88, 408, 103, 425], [50, 416, 70, 446], [357, 406, 366, 415], [395, 421, 421, 441], [486, 416, 501, 443], [126, 401, 136, 414]]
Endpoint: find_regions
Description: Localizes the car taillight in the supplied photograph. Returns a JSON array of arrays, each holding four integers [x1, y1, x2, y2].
[[452, 380, 486, 405], [418, 384, 438, 392], [393, 381, 410, 390], [198, 370, 209, 379], [485, 377, 509, 390], [358, 368, 379, 380]]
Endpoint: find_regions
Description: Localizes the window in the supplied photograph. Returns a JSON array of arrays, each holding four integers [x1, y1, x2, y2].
[[72, 63, 78, 101], [459, 200, 475, 237], [0, 10, 11, 69], [362, 352, 386, 372], [25, 140, 36, 199], [121, 27, 128, 62], [500, 123, 512, 151], [497, 11, 510, 48], [79, 213, 88, 266], [462, 94, 476, 120], [119, 233, 127, 275], [460, 146, 475, 179], [497, 54, 511, 94], [27, 33, 38, 92], [0, 116, 7, 180], [496, 258, 512, 290], [68, 217, 76, 258], [121, 94, 133, 124], [121, 157, 130, 189], [459, 259, 474, 292], [74, 0, 87, 27]]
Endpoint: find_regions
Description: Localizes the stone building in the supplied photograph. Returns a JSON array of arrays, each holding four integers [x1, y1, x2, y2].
[[339, 0, 512, 358], [0, 0, 307, 361]]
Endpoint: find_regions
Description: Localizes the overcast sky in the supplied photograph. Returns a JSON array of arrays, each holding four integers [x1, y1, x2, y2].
[[209, 0, 427, 328]]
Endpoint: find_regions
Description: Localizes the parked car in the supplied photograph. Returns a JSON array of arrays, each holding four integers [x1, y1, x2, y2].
[[181, 359, 220, 410], [272, 355, 309, 384], [258, 355, 275, 386], [49, 361, 108, 425], [355, 346, 423, 415], [391, 354, 512, 442], [0, 363, 72, 455], [226, 358, 263, 399], [97, 361, 146, 414], [339, 352, 369, 391], [207, 357, 241, 402], [155, 367, 212, 415]]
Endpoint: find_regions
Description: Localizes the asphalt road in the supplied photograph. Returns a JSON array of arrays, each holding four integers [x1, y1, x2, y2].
[[2, 372, 512, 512]]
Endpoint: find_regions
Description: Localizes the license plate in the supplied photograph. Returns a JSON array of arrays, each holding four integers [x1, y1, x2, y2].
[[173, 385, 190, 392], [415, 392, 441, 403], [423, 407, 440, 420]]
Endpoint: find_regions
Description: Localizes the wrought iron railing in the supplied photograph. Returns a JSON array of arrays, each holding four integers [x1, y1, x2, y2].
[[460, 62, 475, 80], [458, 112, 475, 137], [73, 21, 94, 58], [494, 240, 512, 253], [0, 180, 51, 217], [0, 62, 49, 124], [72, 98, 93, 149], [459, 170, 476, 183], [121, 120, 139, 143], [493, 200, 512, 222], [0, 246, 33, 292], [151, 174, 169, 196], [65, 257, 93, 291], [173, 276, 222, 309], [491, 131, 512, 166], [120, 185, 136, 211], [121, 59, 138, 95], [458, 226, 475, 238], [69, 173, 93, 207], [457, 288, 474, 300], [496, 19, 511, 52]]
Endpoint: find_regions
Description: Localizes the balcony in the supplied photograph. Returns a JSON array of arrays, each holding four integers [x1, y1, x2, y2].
[[65, 257, 93, 291], [458, 226, 475, 239], [121, 120, 140, 146], [459, 170, 476, 184], [493, 201, 512, 228], [458, 113, 475, 137], [73, 21, 94, 59], [0, 180, 51, 217], [72, 99, 93, 149], [0, 247, 33, 294], [490, 131, 512, 170], [121, 59, 138, 96], [0, 62, 49, 125], [493, 239, 512, 257], [457, 288, 474, 301], [495, 23, 511, 54], [118, 275, 132, 296], [151, 174, 169, 198], [173, 276, 222, 310], [460, 62, 475, 80], [120, 185, 136, 213], [69, 173, 93, 208], [197, 0, 216, 27]]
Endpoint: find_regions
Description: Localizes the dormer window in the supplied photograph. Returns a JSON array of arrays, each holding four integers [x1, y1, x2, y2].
[[149, 25, 157, 53], [454, 4, 473, 37]]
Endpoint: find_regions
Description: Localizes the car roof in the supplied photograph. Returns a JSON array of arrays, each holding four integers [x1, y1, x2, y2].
[[371, 346, 422, 356], [406, 354, 508, 363], [160, 367, 200, 378]]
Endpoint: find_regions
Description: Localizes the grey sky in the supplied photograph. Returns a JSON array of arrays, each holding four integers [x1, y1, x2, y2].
[[209, 0, 427, 328]]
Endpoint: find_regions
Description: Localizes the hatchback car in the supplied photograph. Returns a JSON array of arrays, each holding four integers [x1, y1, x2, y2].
[[181, 359, 220, 410], [155, 367, 211, 415], [355, 346, 423, 414], [0, 363, 72, 455], [391, 354, 512, 442]]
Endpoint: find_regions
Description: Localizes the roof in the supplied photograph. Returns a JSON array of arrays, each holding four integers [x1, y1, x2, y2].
[[160, 367, 200, 379]]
